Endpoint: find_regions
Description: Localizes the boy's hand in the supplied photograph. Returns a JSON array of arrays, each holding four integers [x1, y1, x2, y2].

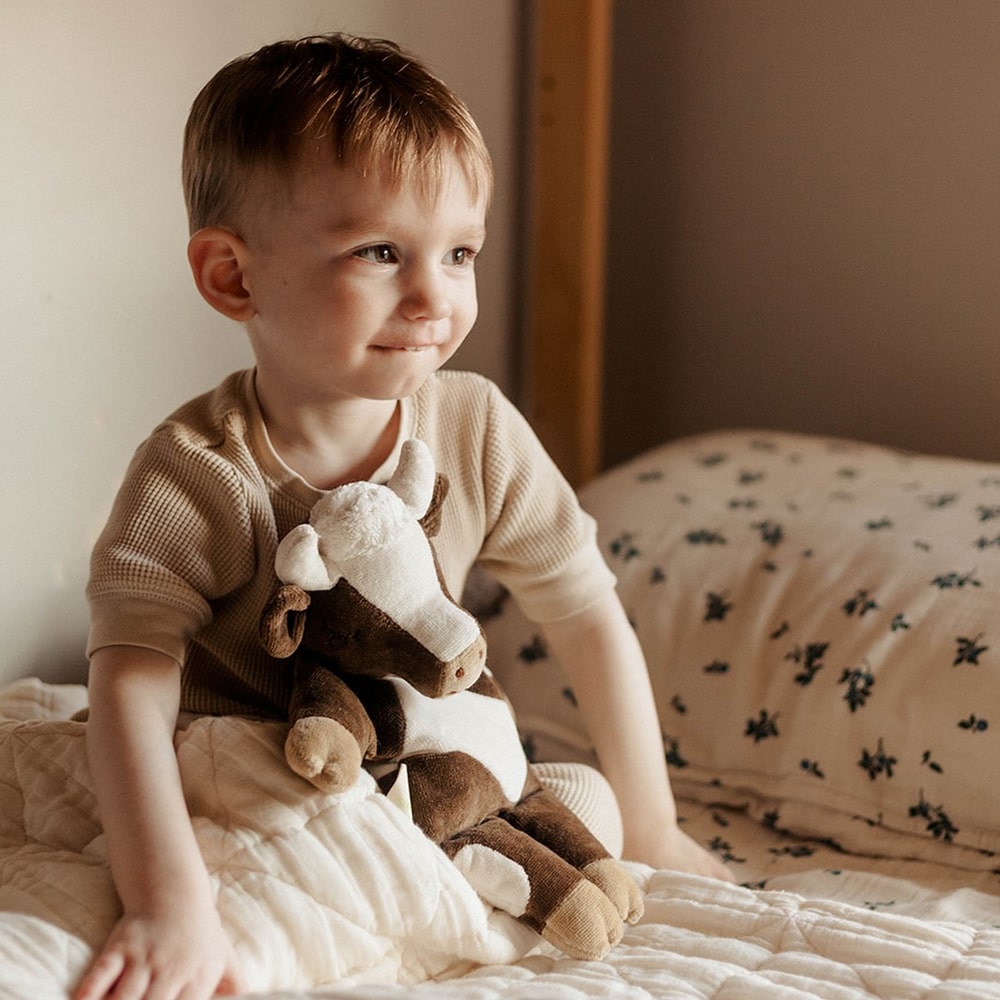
[[74, 904, 246, 1000], [629, 823, 735, 883]]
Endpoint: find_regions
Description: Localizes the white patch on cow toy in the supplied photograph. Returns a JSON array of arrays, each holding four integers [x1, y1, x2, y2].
[[452, 843, 532, 917], [388, 672, 528, 803]]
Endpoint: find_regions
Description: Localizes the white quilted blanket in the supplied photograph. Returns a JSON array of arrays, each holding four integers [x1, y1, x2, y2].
[[297, 872, 1000, 999], [4, 679, 1000, 999], [0, 679, 531, 999]]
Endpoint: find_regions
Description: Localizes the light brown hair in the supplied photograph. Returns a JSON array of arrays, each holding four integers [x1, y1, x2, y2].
[[182, 33, 493, 233]]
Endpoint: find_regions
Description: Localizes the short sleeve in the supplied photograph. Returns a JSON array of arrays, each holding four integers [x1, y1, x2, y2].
[[475, 383, 616, 623], [87, 426, 257, 664]]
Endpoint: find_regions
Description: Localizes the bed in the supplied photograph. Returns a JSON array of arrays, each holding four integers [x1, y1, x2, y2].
[[4, 426, 1000, 998]]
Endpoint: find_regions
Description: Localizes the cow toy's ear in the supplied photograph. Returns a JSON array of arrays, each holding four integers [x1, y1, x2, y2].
[[260, 584, 311, 659], [275, 523, 339, 590], [419, 474, 450, 539]]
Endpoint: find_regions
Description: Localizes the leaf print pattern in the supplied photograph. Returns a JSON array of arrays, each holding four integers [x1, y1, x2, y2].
[[517, 635, 547, 665], [704, 592, 733, 622], [753, 520, 785, 546], [687, 529, 727, 545], [932, 570, 982, 590], [786, 642, 828, 685], [909, 792, 959, 842], [609, 533, 641, 561], [890, 613, 911, 632], [954, 634, 989, 666], [838, 666, 875, 712], [958, 714, 989, 733], [663, 734, 688, 768], [746, 710, 780, 742], [859, 739, 897, 780], [800, 759, 825, 779], [843, 590, 879, 617]]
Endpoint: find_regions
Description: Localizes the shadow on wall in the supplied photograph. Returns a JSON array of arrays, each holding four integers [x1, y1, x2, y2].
[[602, 0, 1000, 468]]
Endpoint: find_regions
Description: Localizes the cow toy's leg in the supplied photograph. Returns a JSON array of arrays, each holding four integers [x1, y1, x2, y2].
[[497, 784, 644, 928], [441, 816, 626, 961], [402, 752, 643, 959]]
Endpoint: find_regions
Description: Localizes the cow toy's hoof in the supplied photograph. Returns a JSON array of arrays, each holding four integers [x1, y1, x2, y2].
[[583, 857, 645, 925], [540, 878, 623, 961], [285, 716, 361, 793]]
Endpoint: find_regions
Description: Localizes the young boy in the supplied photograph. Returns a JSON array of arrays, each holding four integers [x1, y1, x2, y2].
[[76, 33, 730, 1000]]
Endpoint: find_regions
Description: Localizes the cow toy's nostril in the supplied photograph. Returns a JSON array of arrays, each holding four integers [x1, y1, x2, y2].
[[455, 666, 465, 679]]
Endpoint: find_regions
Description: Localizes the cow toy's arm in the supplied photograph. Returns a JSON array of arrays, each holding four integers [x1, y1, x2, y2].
[[285, 651, 378, 794]]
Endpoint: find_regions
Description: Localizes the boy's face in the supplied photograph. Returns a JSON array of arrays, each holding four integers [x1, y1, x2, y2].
[[238, 147, 487, 406]]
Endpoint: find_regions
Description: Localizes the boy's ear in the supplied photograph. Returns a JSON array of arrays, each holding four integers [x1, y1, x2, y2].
[[187, 227, 256, 322]]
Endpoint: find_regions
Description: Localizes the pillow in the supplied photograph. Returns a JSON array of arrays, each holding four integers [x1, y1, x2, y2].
[[484, 430, 1000, 863]]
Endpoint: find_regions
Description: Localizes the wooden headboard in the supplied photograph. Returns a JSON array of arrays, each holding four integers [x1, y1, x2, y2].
[[523, 0, 611, 488]]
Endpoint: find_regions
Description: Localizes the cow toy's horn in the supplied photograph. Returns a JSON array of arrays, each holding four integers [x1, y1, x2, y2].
[[387, 439, 436, 520]]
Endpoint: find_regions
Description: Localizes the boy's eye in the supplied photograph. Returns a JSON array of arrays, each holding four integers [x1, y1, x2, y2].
[[446, 247, 477, 267], [355, 244, 398, 264]]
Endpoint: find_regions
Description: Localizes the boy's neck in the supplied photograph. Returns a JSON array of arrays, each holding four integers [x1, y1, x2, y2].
[[253, 375, 402, 490]]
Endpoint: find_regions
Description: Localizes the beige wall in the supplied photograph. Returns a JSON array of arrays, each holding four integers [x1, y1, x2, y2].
[[0, 0, 521, 684], [603, 0, 1000, 468]]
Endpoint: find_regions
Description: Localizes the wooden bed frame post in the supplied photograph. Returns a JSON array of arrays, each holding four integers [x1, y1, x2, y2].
[[524, 0, 612, 487]]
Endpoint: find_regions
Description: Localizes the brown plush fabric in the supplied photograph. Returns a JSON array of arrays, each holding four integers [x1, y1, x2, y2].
[[259, 584, 310, 660], [400, 751, 510, 843]]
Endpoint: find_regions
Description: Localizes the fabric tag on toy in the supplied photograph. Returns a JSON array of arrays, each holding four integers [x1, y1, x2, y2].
[[383, 762, 413, 820]]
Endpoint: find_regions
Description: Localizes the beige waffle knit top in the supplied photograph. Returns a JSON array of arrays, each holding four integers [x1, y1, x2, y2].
[[87, 369, 615, 717]]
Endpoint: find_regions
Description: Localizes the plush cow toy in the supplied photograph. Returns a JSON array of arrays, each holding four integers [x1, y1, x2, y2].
[[259, 439, 643, 961]]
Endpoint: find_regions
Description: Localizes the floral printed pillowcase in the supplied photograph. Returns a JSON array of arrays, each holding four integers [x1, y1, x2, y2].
[[485, 430, 1000, 863]]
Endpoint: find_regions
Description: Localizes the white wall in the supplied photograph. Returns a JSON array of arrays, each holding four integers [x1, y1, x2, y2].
[[0, 0, 520, 683]]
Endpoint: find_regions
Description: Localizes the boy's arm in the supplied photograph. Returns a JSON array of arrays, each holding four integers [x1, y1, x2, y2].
[[539, 591, 733, 880], [75, 646, 245, 1000]]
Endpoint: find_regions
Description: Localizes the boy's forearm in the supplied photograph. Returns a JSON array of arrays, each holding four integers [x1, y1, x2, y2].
[[86, 646, 215, 914], [539, 592, 678, 852]]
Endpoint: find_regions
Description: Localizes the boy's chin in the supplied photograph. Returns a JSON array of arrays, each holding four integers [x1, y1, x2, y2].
[[361, 369, 440, 402]]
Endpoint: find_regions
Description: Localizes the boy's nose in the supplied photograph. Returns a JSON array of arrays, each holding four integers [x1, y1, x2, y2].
[[401, 266, 453, 322]]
